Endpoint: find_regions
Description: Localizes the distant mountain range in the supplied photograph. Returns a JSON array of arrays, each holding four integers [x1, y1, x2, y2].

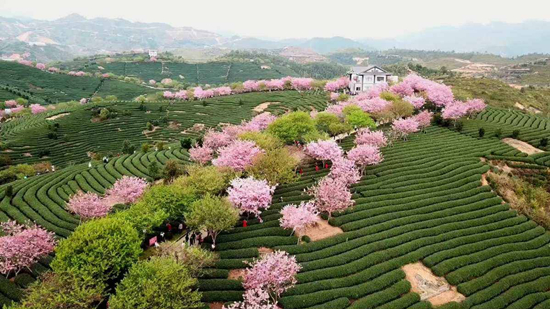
[[1, 14, 550, 62]]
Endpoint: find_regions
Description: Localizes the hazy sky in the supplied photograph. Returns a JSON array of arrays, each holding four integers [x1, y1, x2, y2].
[[2, 0, 550, 39]]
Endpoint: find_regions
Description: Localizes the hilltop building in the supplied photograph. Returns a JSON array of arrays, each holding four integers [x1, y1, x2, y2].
[[348, 65, 398, 94]]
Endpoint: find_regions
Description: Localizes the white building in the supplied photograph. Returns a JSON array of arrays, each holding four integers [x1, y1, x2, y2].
[[348, 65, 397, 94], [148, 50, 158, 58]]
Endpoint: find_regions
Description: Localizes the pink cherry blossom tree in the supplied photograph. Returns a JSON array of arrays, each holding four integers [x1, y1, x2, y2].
[[304, 140, 343, 163], [243, 250, 301, 304], [309, 177, 354, 218], [47, 67, 60, 73], [412, 110, 433, 132], [228, 177, 275, 222], [347, 145, 384, 174], [67, 191, 111, 220], [404, 95, 426, 109], [214, 86, 232, 96], [149, 80, 157, 85], [356, 97, 391, 113], [189, 145, 213, 165], [213, 141, 264, 171], [104, 176, 148, 205], [442, 101, 469, 120], [330, 92, 339, 101], [243, 80, 260, 92], [465, 98, 487, 116], [4, 100, 17, 108], [279, 201, 319, 236], [291, 78, 313, 91], [355, 128, 388, 147], [243, 113, 277, 132], [0, 221, 56, 276], [328, 157, 361, 185], [203, 130, 234, 151], [30, 104, 47, 114], [35, 63, 46, 70], [392, 118, 420, 140], [224, 288, 278, 309], [265, 79, 285, 91]]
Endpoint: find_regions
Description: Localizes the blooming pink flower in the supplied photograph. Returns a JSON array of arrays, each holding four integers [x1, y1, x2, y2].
[[309, 177, 354, 218], [404, 95, 426, 109], [265, 79, 285, 91], [304, 140, 343, 162], [347, 145, 384, 170], [328, 157, 361, 185], [30, 104, 47, 114], [243, 80, 260, 92], [329, 92, 339, 101], [355, 128, 387, 147], [17, 59, 33, 67], [465, 98, 487, 115], [161, 78, 173, 85], [243, 251, 301, 304], [291, 78, 313, 91], [67, 191, 111, 219], [194, 87, 215, 99], [442, 101, 469, 120], [149, 80, 157, 85], [357, 97, 391, 113], [203, 130, 234, 151], [35, 63, 46, 70], [213, 141, 264, 171], [412, 110, 433, 130], [101, 73, 110, 78], [214, 86, 232, 96], [242, 113, 277, 132], [174, 90, 187, 100], [48, 67, 60, 73], [365, 83, 389, 99], [279, 201, 319, 234], [189, 145, 213, 165], [4, 100, 17, 108], [392, 118, 420, 138], [80, 98, 88, 105], [228, 177, 275, 221], [0, 221, 56, 276], [104, 176, 148, 205]]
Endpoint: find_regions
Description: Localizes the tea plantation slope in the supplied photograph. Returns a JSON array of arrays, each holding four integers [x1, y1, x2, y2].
[[461, 108, 550, 151], [1, 91, 329, 167], [200, 127, 550, 309]]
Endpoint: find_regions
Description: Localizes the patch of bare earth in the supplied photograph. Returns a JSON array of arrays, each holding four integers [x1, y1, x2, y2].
[[46, 113, 70, 120], [502, 138, 544, 155], [481, 173, 489, 186], [258, 247, 274, 256], [23, 153, 32, 157], [2, 149, 13, 153], [228, 268, 246, 281], [286, 145, 308, 164], [254, 102, 279, 113], [209, 303, 224, 309], [296, 216, 344, 241], [168, 121, 181, 129], [402, 262, 465, 306], [143, 126, 161, 135]]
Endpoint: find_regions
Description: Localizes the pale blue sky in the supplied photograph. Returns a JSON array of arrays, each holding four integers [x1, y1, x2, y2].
[[1, 0, 550, 39]]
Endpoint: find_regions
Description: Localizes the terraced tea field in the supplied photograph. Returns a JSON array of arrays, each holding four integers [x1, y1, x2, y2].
[[1, 91, 328, 167], [201, 127, 550, 309]]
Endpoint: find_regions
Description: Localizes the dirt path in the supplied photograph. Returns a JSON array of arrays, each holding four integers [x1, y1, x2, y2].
[[296, 216, 343, 241], [46, 112, 70, 120], [253, 102, 279, 113], [402, 262, 465, 306], [502, 138, 544, 155]]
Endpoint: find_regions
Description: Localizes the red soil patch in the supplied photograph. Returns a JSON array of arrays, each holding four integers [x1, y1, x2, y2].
[[209, 302, 224, 309], [402, 262, 465, 306], [258, 247, 274, 256], [296, 217, 344, 241]]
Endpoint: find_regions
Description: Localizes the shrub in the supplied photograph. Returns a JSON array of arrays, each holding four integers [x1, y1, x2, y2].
[[112, 200, 168, 235], [162, 160, 184, 182], [512, 129, 520, 139], [540, 137, 548, 147], [328, 122, 353, 136], [155, 243, 218, 277], [246, 148, 299, 185], [5, 185, 13, 197], [6, 271, 105, 309], [148, 161, 160, 180], [121, 140, 135, 154], [455, 121, 464, 132], [238, 131, 283, 150], [51, 217, 142, 281], [108, 257, 202, 309], [139, 184, 197, 220], [267, 111, 318, 143], [141, 143, 151, 152], [478, 128, 485, 138], [180, 137, 195, 150], [388, 100, 414, 118], [495, 128, 503, 138]]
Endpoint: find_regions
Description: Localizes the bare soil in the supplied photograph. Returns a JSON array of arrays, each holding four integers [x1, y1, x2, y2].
[[402, 262, 465, 306], [502, 138, 544, 155], [46, 113, 70, 120], [481, 173, 489, 186], [258, 247, 274, 257], [296, 216, 344, 241], [254, 102, 279, 113], [227, 268, 246, 281], [209, 302, 224, 309]]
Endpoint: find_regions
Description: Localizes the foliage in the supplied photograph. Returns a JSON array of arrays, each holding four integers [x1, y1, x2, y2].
[[6, 271, 105, 309], [104, 176, 148, 205], [189, 145, 213, 165], [51, 217, 142, 281], [238, 131, 283, 151], [355, 128, 387, 147], [304, 140, 343, 162], [267, 112, 318, 144], [347, 145, 384, 170], [108, 257, 202, 309], [246, 148, 299, 185], [121, 140, 135, 155], [162, 159, 185, 182], [314, 112, 340, 134], [328, 156, 361, 186], [112, 200, 168, 235], [279, 201, 320, 235], [185, 194, 239, 247], [155, 243, 218, 277], [228, 177, 275, 222], [213, 140, 264, 172], [309, 177, 354, 218], [139, 184, 197, 220], [344, 110, 376, 129]]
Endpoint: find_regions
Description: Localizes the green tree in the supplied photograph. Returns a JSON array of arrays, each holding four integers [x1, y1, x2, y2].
[[156, 243, 218, 277], [121, 140, 135, 154], [51, 217, 142, 281], [140, 184, 197, 220], [267, 111, 318, 143], [173, 165, 236, 196], [238, 131, 284, 150], [345, 110, 376, 129], [148, 161, 160, 180], [112, 200, 168, 236], [108, 257, 202, 309], [6, 272, 105, 309], [246, 148, 299, 185], [314, 112, 340, 134], [185, 195, 239, 248], [162, 160, 184, 182]]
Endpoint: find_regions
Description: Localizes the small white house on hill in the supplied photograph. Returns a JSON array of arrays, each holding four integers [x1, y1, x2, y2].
[[348, 65, 397, 94]]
